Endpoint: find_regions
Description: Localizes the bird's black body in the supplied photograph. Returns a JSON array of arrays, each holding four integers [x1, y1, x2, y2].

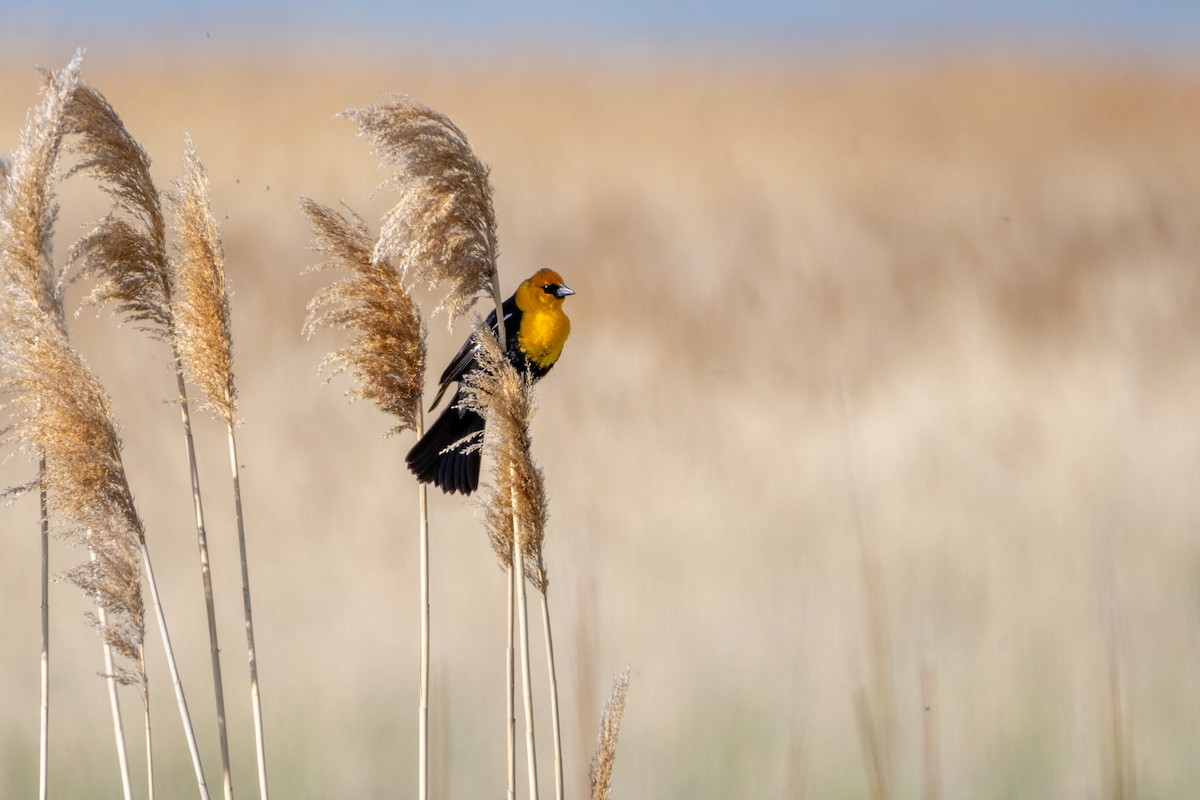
[[405, 297, 554, 495]]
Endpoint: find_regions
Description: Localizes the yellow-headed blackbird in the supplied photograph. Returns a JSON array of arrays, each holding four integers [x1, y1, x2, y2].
[[406, 268, 574, 494]]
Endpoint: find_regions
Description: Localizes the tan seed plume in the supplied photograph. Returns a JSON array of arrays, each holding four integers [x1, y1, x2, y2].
[[589, 667, 631, 800], [65, 81, 172, 336], [1, 49, 83, 321], [302, 197, 426, 434], [459, 323, 550, 589], [0, 284, 147, 688], [171, 136, 236, 424], [342, 95, 499, 326]]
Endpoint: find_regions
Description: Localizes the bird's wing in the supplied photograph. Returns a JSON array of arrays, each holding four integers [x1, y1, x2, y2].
[[428, 299, 519, 410]]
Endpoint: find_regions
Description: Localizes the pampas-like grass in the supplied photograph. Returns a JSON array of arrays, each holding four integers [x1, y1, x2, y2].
[[172, 135, 270, 800], [66, 85, 237, 800], [65, 82, 170, 334], [0, 50, 111, 800], [589, 668, 631, 800], [341, 96, 504, 339], [301, 193, 432, 798], [1, 52, 81, 322], [301, 197, 426, 433], [173, 137, 236, 423], [462, 325, 563, 800], [0, 280, 210, 800]]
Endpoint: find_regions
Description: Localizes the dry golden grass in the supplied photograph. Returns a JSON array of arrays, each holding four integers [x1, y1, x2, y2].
[[2, 48, 1200, 798]]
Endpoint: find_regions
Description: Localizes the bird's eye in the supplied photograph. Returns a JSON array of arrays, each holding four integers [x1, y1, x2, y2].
[[541, 284, 558, 296]]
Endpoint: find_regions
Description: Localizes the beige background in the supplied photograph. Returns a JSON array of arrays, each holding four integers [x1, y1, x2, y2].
[[2, 48, 1199, 797]]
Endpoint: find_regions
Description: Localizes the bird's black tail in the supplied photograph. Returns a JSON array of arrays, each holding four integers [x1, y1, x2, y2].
[[406, 393, 486, 495]]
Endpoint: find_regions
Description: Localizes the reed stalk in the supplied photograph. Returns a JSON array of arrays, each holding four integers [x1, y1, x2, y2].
[[507, 563, 517, 800], [63, 79, 238, 799], [461, 325, 559, 800], [538, 591, 564, 800], [92, 560, 134, 800], [1, 217, 208, 800], [417, 407, 430, 800], [173, 136, 267, 799], [314, 93, 504, 800], [0, 50, 142, 799], [39, 458, 50, 800], [513, 511, 540, 800], [139, 539, 210, 799]]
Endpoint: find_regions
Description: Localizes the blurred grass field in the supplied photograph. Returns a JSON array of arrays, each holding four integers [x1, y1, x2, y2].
[[2, 47, 1200, 798]]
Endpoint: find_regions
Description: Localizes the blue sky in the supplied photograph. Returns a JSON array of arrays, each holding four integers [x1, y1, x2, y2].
[[4, 0, 1200, 60]]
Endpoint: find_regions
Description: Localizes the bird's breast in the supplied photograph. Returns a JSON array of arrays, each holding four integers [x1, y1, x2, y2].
[[517, 309, 571, 370]]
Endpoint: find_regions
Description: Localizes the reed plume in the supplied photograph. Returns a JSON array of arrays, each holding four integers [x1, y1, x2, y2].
[[340, 95, 529, 797], [316, 94, 506, 800], [66, 85, 237, 800], [589, 668, 631, 800], [465, 325, 548, 586], [301, 197, 426, 432], [341, 96, 503, 336], [65, 81, 170, 335], [3, 267, 210, 800], [462, 324, 562, 799], [172, 135, 270, 800], [173, 137, 236, 422], [0, 50, 109, 800], [301, 193, 432, 798], [3, 51, 81, 320]]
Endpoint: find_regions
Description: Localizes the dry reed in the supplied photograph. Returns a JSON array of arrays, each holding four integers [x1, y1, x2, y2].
[[65, 82, 170, 335], [0, 263, 159, 799], [301, 192, 431, 799], [315, 92, 513, 800], [66, 84, 237, 800], [589, 667, 631, 800], [1, 55, 212, 799], [341, 95, 503, 333], [172, 135, 270, 800], [462, 323, 565, 799], [173, 137, 236, 423], [301, 197, 426, 432], [0, 49, 130, 800]]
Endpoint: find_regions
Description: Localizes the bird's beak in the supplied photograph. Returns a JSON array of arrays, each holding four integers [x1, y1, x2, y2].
[[556, 284, 575, 298]]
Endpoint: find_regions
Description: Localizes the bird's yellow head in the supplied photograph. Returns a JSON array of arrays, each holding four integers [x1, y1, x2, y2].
[[513, 269, 573, 370], [515, 268, 575, 313]]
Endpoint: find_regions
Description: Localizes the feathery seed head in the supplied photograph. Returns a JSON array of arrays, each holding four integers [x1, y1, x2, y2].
[[302, 196, 426, 433], [0, 50, 146, 691], [171, 136, 236, 424], [341, 95, 499, 327], [0, 282, 147, 688], [460, 323, 550, 588], [65, 80, 172, 336], [590, 667, 632, 800], [1, 49, 83, 323]]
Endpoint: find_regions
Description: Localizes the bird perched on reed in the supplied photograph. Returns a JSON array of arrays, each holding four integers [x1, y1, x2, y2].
[[407, 268, 574, 494]]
